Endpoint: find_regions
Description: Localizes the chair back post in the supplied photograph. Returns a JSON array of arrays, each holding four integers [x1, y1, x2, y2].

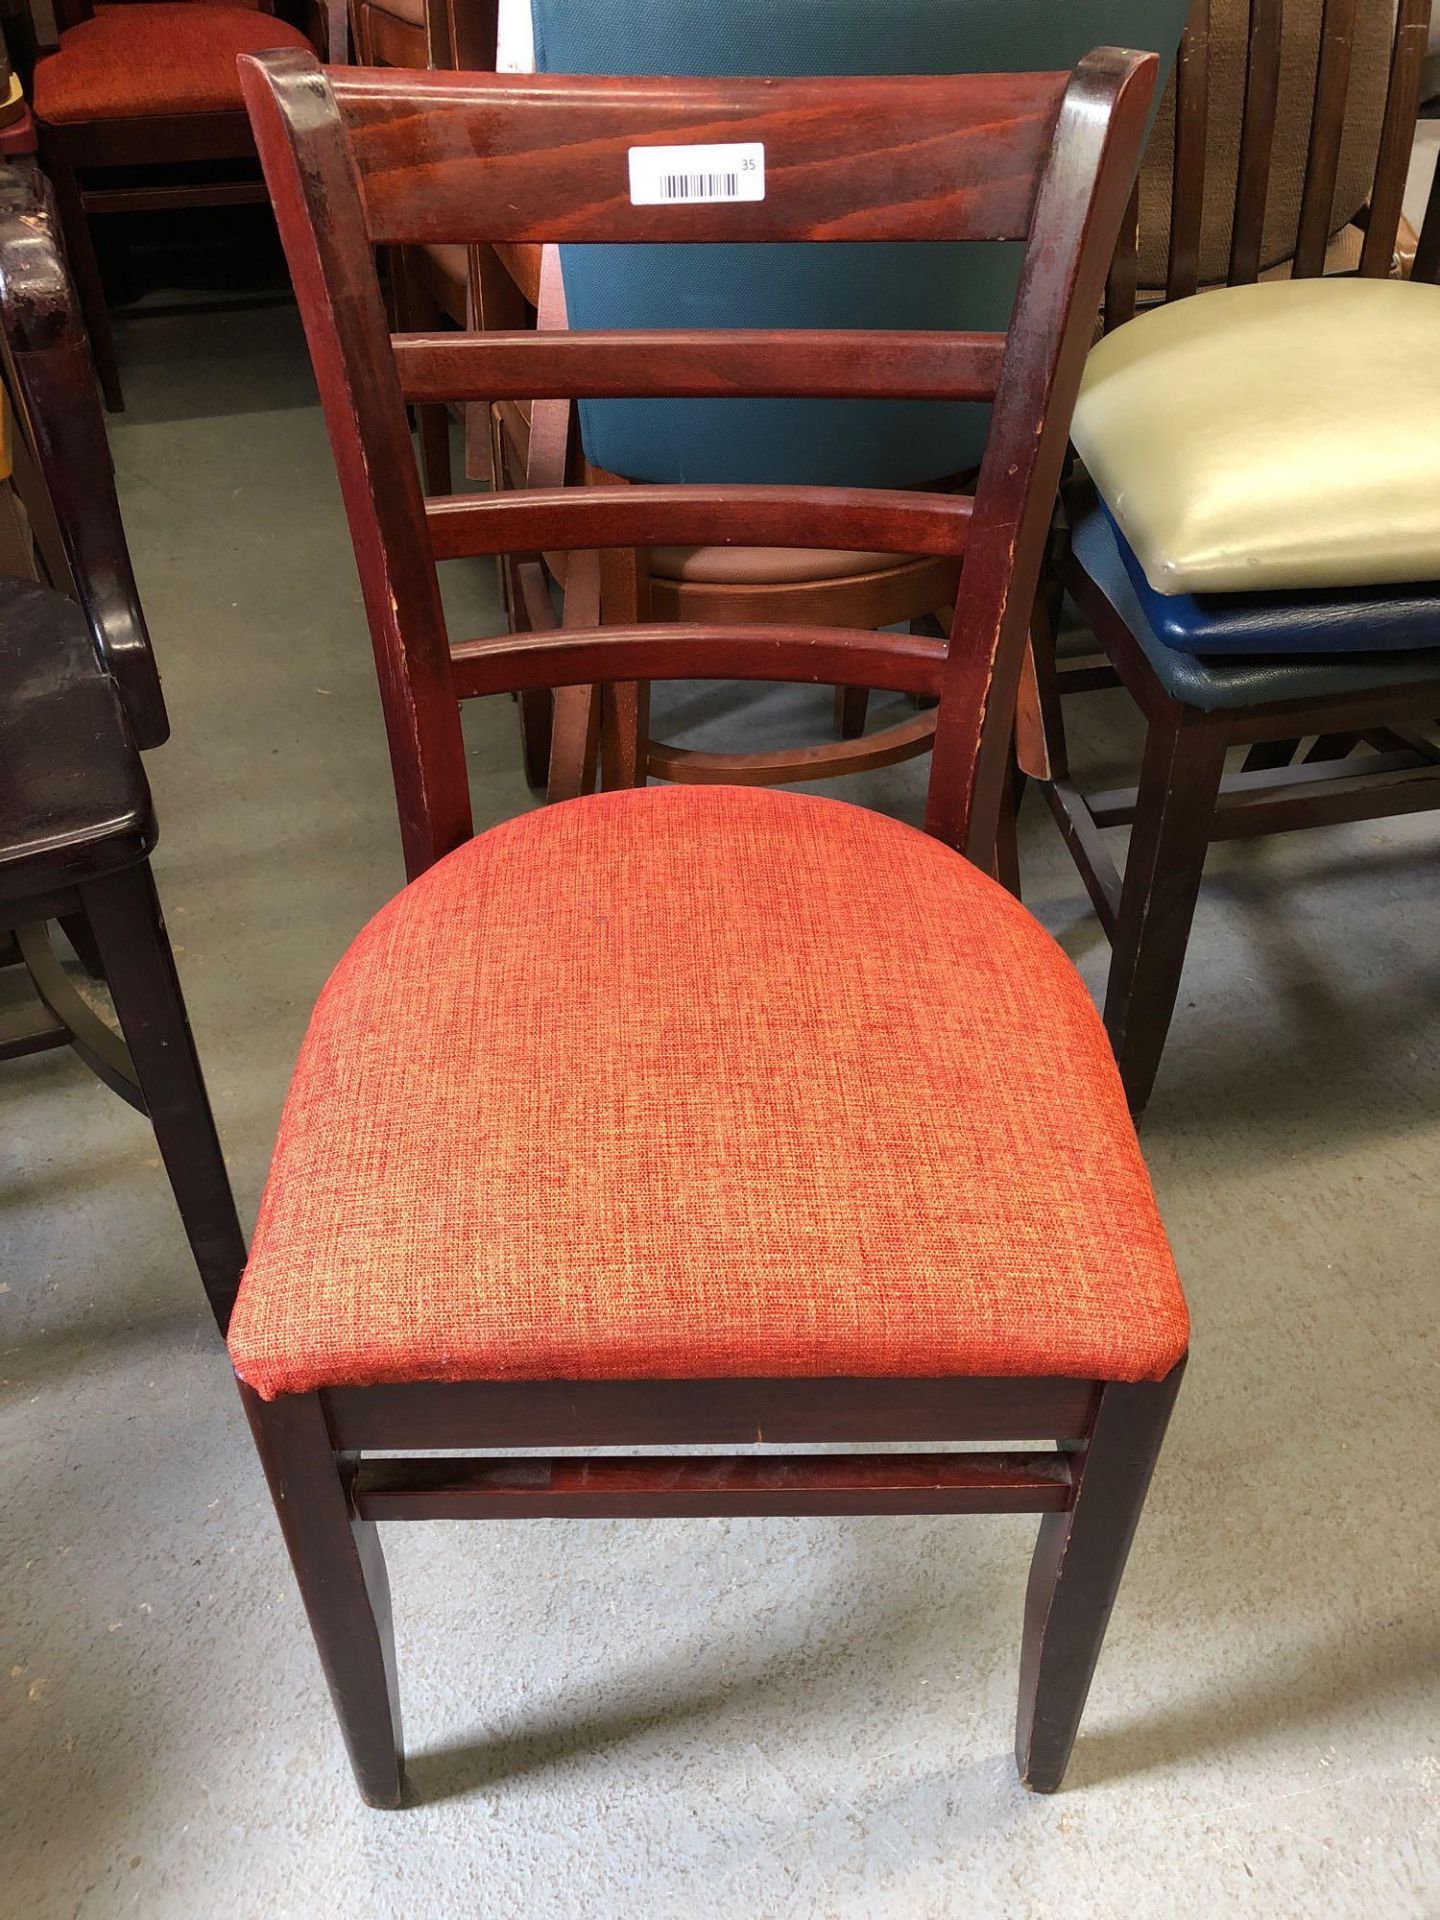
[[0, 169, 168, 750], [925, 49, 1157, 863], [426, 0, 499, 71], [1123, 0, 1435, 322], [240, 51, 473, 877], [1416, 140, 1440, 285], [1357, 0, 1435, 279]]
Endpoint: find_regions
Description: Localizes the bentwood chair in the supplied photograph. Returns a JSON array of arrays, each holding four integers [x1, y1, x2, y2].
[[27, 0, 341, 410], [232, 48, 1189, 1807], [1035, 0, 1440, 1113], [513, 0, 1190, 800], [0, 167, 244, 1328]]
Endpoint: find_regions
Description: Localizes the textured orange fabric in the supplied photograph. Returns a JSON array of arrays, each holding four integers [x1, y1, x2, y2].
[[33, 6, 312, 125], [229, 788, 1188, 1400]]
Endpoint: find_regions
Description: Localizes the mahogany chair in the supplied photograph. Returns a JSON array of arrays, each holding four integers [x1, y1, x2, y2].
[[232, 47, 1188, 1807], [1034, 0, 1440, 1113], [28, 0, 343, 411], [0, 166, 244, 1330]]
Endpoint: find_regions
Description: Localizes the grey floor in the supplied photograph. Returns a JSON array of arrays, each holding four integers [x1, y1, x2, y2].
[[4, 300, 1438, 1920]]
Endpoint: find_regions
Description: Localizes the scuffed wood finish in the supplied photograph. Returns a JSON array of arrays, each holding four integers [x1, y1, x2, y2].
[[1017, 1365, 1185, 1792], [334, 65, 1070, 246], [923, 48, 1156, 860], [239, 51, 472, 879]]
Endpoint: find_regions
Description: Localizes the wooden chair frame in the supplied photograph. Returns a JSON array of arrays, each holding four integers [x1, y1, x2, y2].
[[1036, 0, 1440, 1112], [0, 166, 244, 1328], [238, 47, 1181, 1806]]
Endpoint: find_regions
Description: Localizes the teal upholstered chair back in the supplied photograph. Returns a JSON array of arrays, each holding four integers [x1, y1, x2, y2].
[[530, 0, 1190, 486]]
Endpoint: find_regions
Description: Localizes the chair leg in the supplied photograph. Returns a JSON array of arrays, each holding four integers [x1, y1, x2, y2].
[[416, 403, 453, 497], [994, 752, 1024, 901], [44, 140, 124, 412], [59, 909, 105, 979], [834, 685, 870, 738], [1016, 1362, 1185, 1792], [240, 1386, 405, 1808], [1103, 714, 1227, 1114], [79, 861, 246, 1333], [517, 688, 554, 790]]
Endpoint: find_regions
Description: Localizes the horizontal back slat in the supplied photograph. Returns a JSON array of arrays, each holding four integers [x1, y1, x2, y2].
[[331, 67, 1070, 245], [393, 328, 1008, 405], [426, 484, 973, 562], [448, 621, 949, 702]]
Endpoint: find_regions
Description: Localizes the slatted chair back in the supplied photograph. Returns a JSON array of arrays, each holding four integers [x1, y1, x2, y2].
[[1107, 0, 1435, 327], [239, 50, 1155, 879]]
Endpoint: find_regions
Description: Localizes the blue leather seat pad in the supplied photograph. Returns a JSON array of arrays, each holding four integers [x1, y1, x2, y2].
[[530, 0, 1190, 486], [1102, 503, 1440, 656], [1070, 502, 1440, 712]]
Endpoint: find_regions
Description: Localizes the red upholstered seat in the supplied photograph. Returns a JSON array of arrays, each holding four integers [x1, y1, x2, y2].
[[228, 787, 1188, 1400], [33, 5, 313, 125]]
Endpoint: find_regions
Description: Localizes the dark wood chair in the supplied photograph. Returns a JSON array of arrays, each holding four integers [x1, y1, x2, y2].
[[27, 0, 344, 411], [230, 47, 1192, 1808], [0, 166, 244, 1332], [1036, 0, 1440, 1113]]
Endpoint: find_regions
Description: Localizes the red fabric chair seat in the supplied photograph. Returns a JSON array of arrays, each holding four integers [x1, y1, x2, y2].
[[228, 787, 1188, 1400], [33, 5, 313, 126]]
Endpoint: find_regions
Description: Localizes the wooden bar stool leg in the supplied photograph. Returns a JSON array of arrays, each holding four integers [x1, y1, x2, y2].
[[1016, 1362, 1185, 1791], [79, 861, 246, 1333], [1103, 713, 1227, 1114], [241, 1386, 405, 1808], [43, 139, 123, 412]]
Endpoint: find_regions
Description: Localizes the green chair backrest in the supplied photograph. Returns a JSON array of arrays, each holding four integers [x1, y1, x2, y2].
[[530, 0, 1190, 485]]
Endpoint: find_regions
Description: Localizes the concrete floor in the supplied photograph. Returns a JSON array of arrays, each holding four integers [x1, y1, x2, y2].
[[3, 299, 1438, 1920]]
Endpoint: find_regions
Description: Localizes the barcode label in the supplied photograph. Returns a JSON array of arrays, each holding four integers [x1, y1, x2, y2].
[[628, 143, 765, 206]]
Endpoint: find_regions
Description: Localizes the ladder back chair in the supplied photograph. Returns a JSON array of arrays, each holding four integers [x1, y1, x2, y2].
[[232, 47, 1188, 1807], [1037, 0, 1440, 1113]]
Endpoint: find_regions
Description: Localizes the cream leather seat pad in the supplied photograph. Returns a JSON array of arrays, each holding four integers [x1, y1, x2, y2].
[[1071, 278, 1440, 594]]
